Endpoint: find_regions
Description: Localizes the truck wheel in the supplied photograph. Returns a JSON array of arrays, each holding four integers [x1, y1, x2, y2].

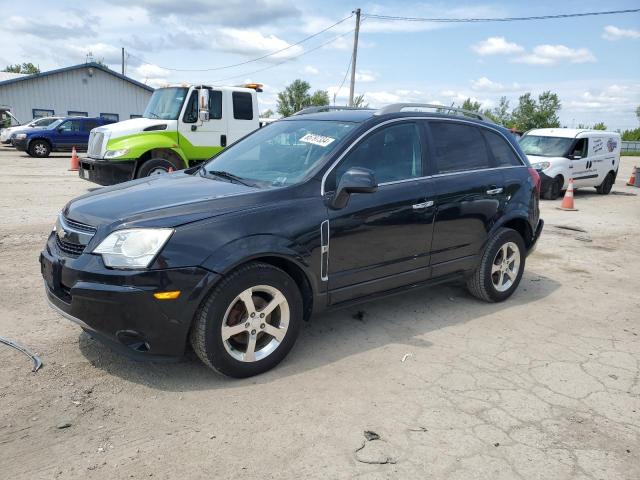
[[29, 140, 51, 158], [190, 262, 303, 378], [595, 172, 614, 195], [136, 158, 180, 178], [542, 176, 562, 200], [466, 228, 526, 303]]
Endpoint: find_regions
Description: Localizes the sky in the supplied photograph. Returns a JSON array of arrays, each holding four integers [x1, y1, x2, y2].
[[1, 0, 639, 130]]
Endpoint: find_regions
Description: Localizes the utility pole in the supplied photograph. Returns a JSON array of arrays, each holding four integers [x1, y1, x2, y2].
[[121, 47, 125, 76], [348, 8, 361, 107]]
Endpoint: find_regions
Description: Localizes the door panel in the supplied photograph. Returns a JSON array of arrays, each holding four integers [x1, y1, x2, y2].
[[178, 88, 227, 160], [328, 180, 434, 302], [55, 119, 85, 150]]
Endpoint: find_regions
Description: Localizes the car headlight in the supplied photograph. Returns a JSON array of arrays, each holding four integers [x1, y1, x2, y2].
[[93, 228, 173, 268], [104, 148, 129, 159], [15, 133, 27, 139], [532, 161, 550, 171]]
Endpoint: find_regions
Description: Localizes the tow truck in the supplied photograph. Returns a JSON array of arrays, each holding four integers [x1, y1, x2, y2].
[[79, 83, 263, 185]]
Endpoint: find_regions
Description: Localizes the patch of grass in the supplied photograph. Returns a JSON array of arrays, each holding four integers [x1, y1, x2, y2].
[[621, 151, 640, 156]]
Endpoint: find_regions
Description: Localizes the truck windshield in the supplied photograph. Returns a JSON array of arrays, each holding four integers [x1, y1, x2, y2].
[[519, 135, 573, 157], [143, 87, 188, 120], [203, 120, 357, 188]]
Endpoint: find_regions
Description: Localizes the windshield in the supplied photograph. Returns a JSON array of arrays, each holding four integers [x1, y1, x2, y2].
[[143, 87, 188, 120], [203, 120, 357, 187], [519, 135, 573, 157], [46, 119, 64, 129], [32, 117, 58, 127]]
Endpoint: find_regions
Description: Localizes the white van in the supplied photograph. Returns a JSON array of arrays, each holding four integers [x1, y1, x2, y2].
[[519, 128, 621, 199]]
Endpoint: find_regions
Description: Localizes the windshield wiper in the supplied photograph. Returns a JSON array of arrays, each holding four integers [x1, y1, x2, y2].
[[207, 170, 255, 187]]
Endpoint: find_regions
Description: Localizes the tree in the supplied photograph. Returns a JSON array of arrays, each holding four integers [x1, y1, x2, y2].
[[636, 105, 640, 123], [511, 91, 561, 130], [491, 96, 513, 127], [461, 98, 481, 112], [261, 109, 275, 118], [592, 122, 607, 130], [353, 94, 369, 108], [276, 79, 329, 117], [3, 62, 40, 74]]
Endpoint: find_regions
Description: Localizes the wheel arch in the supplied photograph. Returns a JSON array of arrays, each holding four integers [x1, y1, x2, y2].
[[27, 136, 52, 150], [134, 148, 187, 176], [491, 213, 534, 249]]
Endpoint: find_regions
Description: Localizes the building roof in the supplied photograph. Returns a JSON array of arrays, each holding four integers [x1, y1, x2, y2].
[[0, 62, 154, 92]]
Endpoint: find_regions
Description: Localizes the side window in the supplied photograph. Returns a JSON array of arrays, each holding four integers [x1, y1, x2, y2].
[[183, 91, 198, 123], [58, 120, 82, 133], [100, 113, 119, 122], [430, 122, 490, 174], [68, 111, 88, 117], [483, 129, 522, 167], [571, 138, 588, 158], [333, 122, 422, 188], [232, 92, 253, 120], [83, 120, 99, 132], [33, 109, 55, 118], [209, 90, 222, 119]]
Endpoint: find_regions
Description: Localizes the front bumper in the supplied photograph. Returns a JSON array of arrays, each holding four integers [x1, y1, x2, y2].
[[13, 138, 27, 151], [79, 157, 137, 186], [538, 171, 554, 191], [40, 233, 220, 358]]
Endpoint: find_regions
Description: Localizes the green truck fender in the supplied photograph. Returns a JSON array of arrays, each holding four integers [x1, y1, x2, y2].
[[106, 132, 188, 168]]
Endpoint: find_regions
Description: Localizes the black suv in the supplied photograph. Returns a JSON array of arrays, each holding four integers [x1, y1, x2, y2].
[[41, 104, 543, 377]]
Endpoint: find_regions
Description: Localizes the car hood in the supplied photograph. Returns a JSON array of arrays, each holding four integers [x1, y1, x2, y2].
[[64, 171, 272, 228], [93, 118, 175, 140]]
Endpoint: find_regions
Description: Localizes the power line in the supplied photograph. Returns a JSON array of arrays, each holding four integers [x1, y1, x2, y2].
[[207, 28, 355, 84], [126, 14, 353, 72], [363, 8, 640, 23]]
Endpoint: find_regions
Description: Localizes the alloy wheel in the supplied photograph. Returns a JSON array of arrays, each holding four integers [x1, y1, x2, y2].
[[491, 242, 521, 292], [220, 285, 290, 362]]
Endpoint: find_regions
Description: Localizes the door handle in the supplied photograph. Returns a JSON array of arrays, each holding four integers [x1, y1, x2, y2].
[[221, 134, 227, 147], [412, 200, 434, 210], [486, 187, 503, 195], [191, 125, 197, 132]]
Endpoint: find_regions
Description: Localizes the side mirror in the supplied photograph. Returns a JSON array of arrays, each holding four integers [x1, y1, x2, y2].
[[329, 167, 377, 210], [569, 154, 582, 160], [198, 88, 209, 122]]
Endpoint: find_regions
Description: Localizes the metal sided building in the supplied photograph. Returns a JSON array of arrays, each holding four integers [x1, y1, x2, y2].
[[0, 62, 153, 124]]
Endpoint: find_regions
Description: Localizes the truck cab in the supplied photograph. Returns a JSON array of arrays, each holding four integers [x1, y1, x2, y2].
[[79, 84, 261, 185]]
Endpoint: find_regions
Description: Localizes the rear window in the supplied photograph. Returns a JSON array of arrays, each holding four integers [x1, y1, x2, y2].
[[483, 129, 522, 167], [430, 122, 490, 174], [232, 92, 253, 120]]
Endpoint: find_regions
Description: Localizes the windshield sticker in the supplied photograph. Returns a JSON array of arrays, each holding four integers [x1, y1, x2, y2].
[[299, 133, 335, 147]]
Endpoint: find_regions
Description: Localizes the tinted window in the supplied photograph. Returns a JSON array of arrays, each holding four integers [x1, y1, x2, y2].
[[59, 120, 82, 132], [572, 138, 588, 158], [83, 120, 99, 132], [100, 113, 119, 122], [430, 122, 490, 174], [334, 122, 422, 186], [209, 91, 222, 119], [232, 92, 253, 120], [483, 129, 522, 167]]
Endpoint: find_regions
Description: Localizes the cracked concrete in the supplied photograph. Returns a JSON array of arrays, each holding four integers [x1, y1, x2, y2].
[[1, 149, 639, 479]]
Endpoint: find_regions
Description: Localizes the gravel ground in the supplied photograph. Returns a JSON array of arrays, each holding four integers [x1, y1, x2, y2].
[[1, 146, 639, 479]]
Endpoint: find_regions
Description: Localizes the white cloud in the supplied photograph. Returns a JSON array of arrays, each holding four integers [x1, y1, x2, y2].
[[602, 25, 640, 41], [471, 37, 524, 55], [470, 77, 521, 93], [215, 28, 303, 59], [515, 45, 596, 65], [355, 70, 376, 82], [304, 65, 319, 75]]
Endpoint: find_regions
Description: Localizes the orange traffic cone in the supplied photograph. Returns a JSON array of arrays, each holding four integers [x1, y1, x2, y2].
[[627, 166, 637, 186], [69, 146, 79, 171], [557, 178, 578, 211]]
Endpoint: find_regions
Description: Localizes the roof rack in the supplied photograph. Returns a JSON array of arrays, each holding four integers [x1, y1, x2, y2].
[[292, 106, 374, 116], [375, 103, 489, 122]]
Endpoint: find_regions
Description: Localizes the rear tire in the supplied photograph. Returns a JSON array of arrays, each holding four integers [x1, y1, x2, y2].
[[29, 140, 51, 158], [190, 262, 303, 378], [595, 172, 614, 195], [136, 157, 181, 178], [542, 176, 562, 200], [466, 228, 526, 303]]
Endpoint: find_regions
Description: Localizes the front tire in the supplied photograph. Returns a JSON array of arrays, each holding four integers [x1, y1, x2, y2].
[[136, 158, 181, 178], [542, 176, 563, 200], [190, 262, 303, 378], [467, 228, 526, 303], [595, 172, 614, 195], [29, 140, 51, 158]]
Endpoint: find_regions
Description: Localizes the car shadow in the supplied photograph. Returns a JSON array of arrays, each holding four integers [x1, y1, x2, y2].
[[77, 269, 561, 391]]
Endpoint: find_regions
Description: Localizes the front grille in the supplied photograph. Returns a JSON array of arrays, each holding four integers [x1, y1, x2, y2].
[[87, 131, 104, 158], [55, 235, 86, 257], [64, 217, 97, 234]]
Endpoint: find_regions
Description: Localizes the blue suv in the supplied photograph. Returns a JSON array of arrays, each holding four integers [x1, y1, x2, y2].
[[13, 116, 116, 157]]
